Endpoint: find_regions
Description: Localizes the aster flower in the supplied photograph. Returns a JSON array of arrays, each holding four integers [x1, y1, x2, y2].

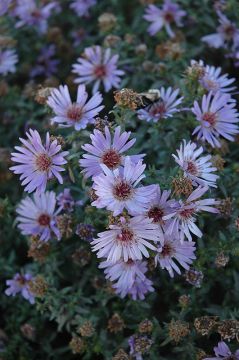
[[16, 191, 60, 242], [30, 45, 59, 78], [137, 87, 183, 123], [13, 0, 59, 34], [0, 49, 18, 75], [70, 0, 96, 17], [155, 233, 196, 277], [192, 91, 239, 148], [100, 259, 154, 300], [173, 140, 219, 188], [144, 184, 176, 232], [164, 186, 219, 241], [204, 341, 239, 360], [202, 12, 239, 50], [199, 63, 236, 94], [92, 157, 155, 216], [47, 84, 104, 131], [5, 273, 35, 304], [10, 129, 69, 193], [0, 0, 12, 16], [80, 126, 144, 178], [57, 188, 75, 212], [72, 45, 124, 93], [92, 215, 161, 263], [143, 1, 186, 38]]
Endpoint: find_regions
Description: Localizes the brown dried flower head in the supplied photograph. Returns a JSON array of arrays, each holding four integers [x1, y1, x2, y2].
[[78, 321, 95, 338], [211, 155, 225, 171], [69, 336, 86, 354], [178, 294, 191, 308], [194, 316, 218, 336], [28, 276, 48, 298], [134, 335, 153, 354], [28, 236, 50, 262], [114, 88, 143, 110], [215, 252, 229, 268], [35, 86, 54, 105], [217, 319, 239, 341], [56, 214, 74, 239], [103, 34, 121, 48], [20, 323, 36, 341], [98, 13, 117, 32], [168, 319, 190, 343], [107, 313, 125, 333], [172, 176, 193, 197], [72, 248, 91, 267], [112, 349, 129, 360], [217, 197, 232, 217], [138, 319, 153, 334]]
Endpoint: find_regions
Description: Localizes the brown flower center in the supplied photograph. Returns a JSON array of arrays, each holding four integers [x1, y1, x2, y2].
[[94, 65, 106, 78], [117, 228, 134, 243], [186, 161, 198, 175], [179, 207, 195, 219], [164, 12, 174, 23], [101, 149, 121, 169], [38, 214, 51, 226], [161, 243, 174, 257], [223, 24, 236, 39], [113, 181, 133, 200], [67, 104, 83, 122], [17, 275, 27, 286], [150, 101, 166, 118], [202, 111, 217, 126], [35, 153, 52, 172], [148, 206, 164, 223]]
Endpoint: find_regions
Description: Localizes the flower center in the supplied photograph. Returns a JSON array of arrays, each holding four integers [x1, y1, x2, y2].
[[179, 207, 195, 219], [186, 161, 198, 175], [31, 9, 42, 19], [67, 103, 83, 122], [223, 24, 236, 39], [202, 78, 219, 92], [148, 206, 164, 223], [202, 111, 217, 127], [35, 153, 52, 172], [164, 12, 174, 23], [101, 149, 121, 169], [150, 101, 166, 118], [117, 227, 134, 243], [94, 64, 106, 78], [38, 213, 51, 226], [113, 181, 133, 200], [161, 243, 174, 257], [17, 275, 27, 286]]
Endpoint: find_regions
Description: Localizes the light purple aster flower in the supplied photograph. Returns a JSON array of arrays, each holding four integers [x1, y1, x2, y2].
[[92, 215, 161, 263], [155, 233, 196, 277], [173, 140, 219, 188], [5, 273, 35, 304], [47, 84, 104, 130], [30, 45, 59, 78], [10, 129, 69, 193], [137, 87, 183, 123], [199, 63, 236, 94], [100, 259, 154, 300], [0, 49, 18, 75], [57, 188, 75, 212], [13, 0, 59, 34], [202, 12, 239, 50], [72, 45, 124, 93], [144, 184, 176, 232], [192, 91, 239, 148], [204, 341, 239, 360], [80, 126, 144, 178], [16, 191, 60, 242], [0, 0, 12, 16], [92, 156, 156, 216], [143, 0, 186, 38], [164, 186, 219, 241], [70, 0, 96, 17]]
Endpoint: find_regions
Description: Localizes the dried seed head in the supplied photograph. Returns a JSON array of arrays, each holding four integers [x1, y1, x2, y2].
[[168, 320, 190, 343], [217, 319, 239, 341], [28, 236, 50, 262], [211, 155, 225, 170], [88, 188, 98, 202], [28, 276, 48, 298], [196, 349, 208, 360], [103, 35, 121, 48], [94, 116, 111, 132], [134, 336, 153, 354], [69, 336, 86, 354], [98, 13, 117, 32], [107, 313, 125, 333], [194, 316, 218, 336], [56, 214, 74, 239], [114, 88, 143, 110], [138, 319, 153, 334], [178, 294, 191, 308], [49, 135, 65, 147], [20, 323, 36, 341], [217, 198, 232, 217], [78, 321, 95, 338], [112, 349, 130, 360], [186, 61, 205, 80], [185, 268, 204, 288], [0, 80, 9, 97], [215, 252, 229, 268], [35, 86, 54, 105], [135, 43, 148, 56], [172, 176, 193, 197], [72, 248, 91, 267]]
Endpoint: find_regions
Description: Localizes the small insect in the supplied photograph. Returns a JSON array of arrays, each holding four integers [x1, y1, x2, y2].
[[138, 89, 161, 108]]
